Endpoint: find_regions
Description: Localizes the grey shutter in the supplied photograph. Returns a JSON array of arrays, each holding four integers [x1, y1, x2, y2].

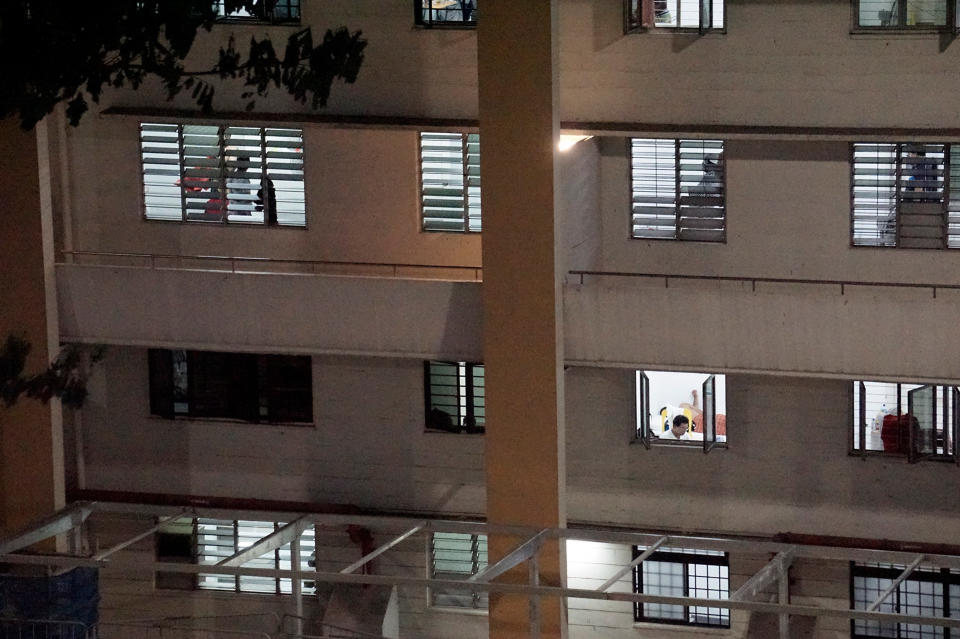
[[678, 139, 725, 242], [465, 134, 482, 231], [702, 375, 718, 453], [421, 133, 469, 232], [637, 371, 651, 448], [631, 138, 679, 239], [907, 384, 936, 463], [140, 123, 185, 221], [426, 361, 462, 432], [222, 126, 265, 221], [431, 532, 488, 609], [469, 363, 485, 431], [852, 143, 898, 246], [898, 143, 945, 249], [953, 387, 959, 464]]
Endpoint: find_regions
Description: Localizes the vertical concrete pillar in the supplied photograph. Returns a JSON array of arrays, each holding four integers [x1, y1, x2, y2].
[[478, 2, 566, 638], [0, 118, 65, 539]]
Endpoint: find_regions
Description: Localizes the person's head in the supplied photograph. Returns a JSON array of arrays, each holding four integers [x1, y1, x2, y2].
[[671, 414, 689, 437]]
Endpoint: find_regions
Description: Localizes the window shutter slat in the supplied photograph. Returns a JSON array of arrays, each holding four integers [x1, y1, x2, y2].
[[421, 132, 481, 232]]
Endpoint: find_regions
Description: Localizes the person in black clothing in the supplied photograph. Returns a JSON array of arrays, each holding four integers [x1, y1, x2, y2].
[[256, 178, 277, 225]]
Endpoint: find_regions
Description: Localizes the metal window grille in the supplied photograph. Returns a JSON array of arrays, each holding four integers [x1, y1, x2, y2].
[[856, 0, 948, 27], [195, 518, 316, 595], [140, 123, 305, 227], [851, 381, 957, 460], [851, 562, 958, 638], [417, 1, 478, 27], [430, 532, 488, 609], [851, 142, 954, 248], [631, 138, 725, 241], [425, 361, 485, 433], [632, 547, 730, 627], [212, 1, 301, 22], [420, 132, 481, 232]]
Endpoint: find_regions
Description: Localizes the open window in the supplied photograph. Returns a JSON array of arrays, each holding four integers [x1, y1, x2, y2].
[[212, 0, 300, 23], [625, 0, 725, 32], [851, 380, 958, 463], [635, 370, 726, 452]]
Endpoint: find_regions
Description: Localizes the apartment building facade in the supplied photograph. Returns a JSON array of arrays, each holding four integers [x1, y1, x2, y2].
[[4, 1, 960, 638]]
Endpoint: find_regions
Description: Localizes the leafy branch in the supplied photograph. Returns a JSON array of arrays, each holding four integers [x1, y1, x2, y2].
[[0, 1, 367, 130]]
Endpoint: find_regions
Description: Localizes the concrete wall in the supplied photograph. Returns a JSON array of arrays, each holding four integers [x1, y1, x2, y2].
[[81, 347, 485, 514]]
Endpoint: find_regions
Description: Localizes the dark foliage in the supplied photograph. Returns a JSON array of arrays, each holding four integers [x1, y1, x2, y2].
[[0, 336, 104, 408], [0, 0, 367, 130]]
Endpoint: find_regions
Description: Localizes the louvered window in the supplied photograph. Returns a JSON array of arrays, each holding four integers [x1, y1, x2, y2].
[[213, 1, 300, 23], [633, 546, 729, 627], [851, 143, 960, 248], [424, 361, 485, 433], [625, 0, 725, 31], [420, 132, 481, 232], [856, 0, 948, 28], [148, 349, 313, 424], [140, 123, 305, 227], [416, 1, 478, 27], [193, 518, 316, 595], [631, 138, 725, 242], [430, 532, 488, 609]]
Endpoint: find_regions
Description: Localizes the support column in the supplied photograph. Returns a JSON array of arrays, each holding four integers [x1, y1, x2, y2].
[[478, 3, 566, 639], [0, 118, 65, 541]]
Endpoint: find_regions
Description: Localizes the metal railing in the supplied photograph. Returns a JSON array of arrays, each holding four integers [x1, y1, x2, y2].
[[59, 251, 482, 282], [569, 269, 960, 298], [0, 620, 93, 639]]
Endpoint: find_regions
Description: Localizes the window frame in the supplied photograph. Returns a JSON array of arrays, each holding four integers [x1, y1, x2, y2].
[[212, 1, 301, 25], [429, 531, 489, 611], [852, 0, 957, 32], [148, 349, 314, 426], [414, 1, 478, 28], [635, 370, 725, 453], [139, 121, 306, 228], [624, 0, 727, 33], [850, 380, 959, 463], [849, 142, 960, 249], [632, 546, 731, 628], [424, 360, 485, 434], [629, 137, 727, 243], [850, 561, 959, 638]]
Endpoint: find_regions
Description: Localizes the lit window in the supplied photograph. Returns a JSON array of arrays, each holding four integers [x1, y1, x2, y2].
[[851, 380, 957, 462], [140, 123, 305, 227], [155, 518, 316, 595], [425, 361, 485, 433], [148, 349, 313, 424], [851, 562, 958, 638], [625, 0, 725, 31], [420, 132, 481, 232], [631, 138, 725, 241], [430, 532, 488, 609], [416, 1, 477, 27], [636, 370, 726, 452], [213, 1, 300, 23], [633, 546, 730, 627], [851, 143, 960, 248], [855, 0, 949, 28]]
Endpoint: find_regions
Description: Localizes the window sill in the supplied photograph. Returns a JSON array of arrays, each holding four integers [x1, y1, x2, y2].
[[849, 450, 955, 463], [850, 27, 953, 36], [427, 604, 488, 616], [632, 438, 728, 450], [424, 428, 485, 436], [633, 620, 731, 634], [149, 415, 315, 429], [213, 17, 301, 26], [414, 23, 477, 30]]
